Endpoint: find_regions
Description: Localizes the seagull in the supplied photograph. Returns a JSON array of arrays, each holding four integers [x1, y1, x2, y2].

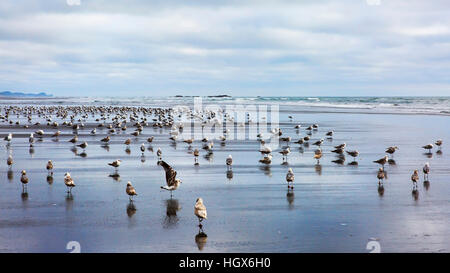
[[159, 161, 182, 193], [77, 141, 88, 151], [435, 139, 442, 150], [124, 138, 131, 147], [193, 149, 199, 165], [325, 131, 333, 138], [64, 172, 76, 193], [52, 131, 61, 138], [194, 197, 207, 229], [126, 181, 137, 201], [46, 160, 53, 176], [377, 168, 385, 185], [157, 148, 162, 161], [101, 136, 110, 143], [314, 149, 323, 164], [411, 170, 419, 189], [259, 145, 272, 155], [334, 143, 346, 149], [35, 129, 44, 137], [68, 135, 78, 144], [259, 154, 272, 165], [29, 133, 34, 147], [184, 138, 194, 145], [279, 147, 291, 161], [286, 168, 294, 189], [422, 143, 433, 153], [90, 128, 96, 135], [423, 162, 430, 180], [108, 159, 122, 171], [294, 124, 301, 129], [226, 155, 233, 170], [140, 143, 145, 155], [312, 139, 324, 147], [373, 155, 389, 169], [4, 133, 12, 143], [20, 170, 29, 191], [346, 150, 359, 160], [385, 146, 399, 157], [147, 136, 154, 143]]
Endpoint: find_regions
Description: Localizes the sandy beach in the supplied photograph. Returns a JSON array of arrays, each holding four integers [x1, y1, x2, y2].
[[0, 97, 449, 253]]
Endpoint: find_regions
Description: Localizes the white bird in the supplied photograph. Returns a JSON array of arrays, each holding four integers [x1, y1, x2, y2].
[[64, 172, 76, 193], [4, 133, 12, 142], [140, 143, 145, 155], [423, 162, 430, 180], [286, 168, 294, 188], [29, 133, 34, 147], [226, 155, 233, 170], [194, 198, 207, 228]]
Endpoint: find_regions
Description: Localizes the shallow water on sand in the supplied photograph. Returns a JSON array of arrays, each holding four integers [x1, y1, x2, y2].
[[0, 107, 449, 252]]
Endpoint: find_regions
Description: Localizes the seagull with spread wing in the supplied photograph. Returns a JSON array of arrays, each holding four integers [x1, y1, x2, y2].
[[158, 161, 182, 194]]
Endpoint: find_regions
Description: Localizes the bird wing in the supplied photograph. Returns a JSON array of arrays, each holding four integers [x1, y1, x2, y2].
[[160, 161, 177, 186]]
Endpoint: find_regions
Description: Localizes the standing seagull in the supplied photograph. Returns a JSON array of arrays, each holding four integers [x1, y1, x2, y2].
[[68, 135, 78, 144], [422, 143, 433, 153], [286, 168, 294, 189], [373, 155, 389, 169], [226, 155, 233, 170], [77, 141, 88, 152], [385, 146, 399, 157], [108, 159, 122, 171], [194, 198, 207, 229], [126, 181, 137, 201], [4, 133, 12, 143], [46, 160, 54, 176], [193, 149, 199, 165], [377, 168, 385, 185], [20, 170, 29, 191], [29, 133, 34, 147], [159, 161, 182, 194], [64, 172, 76, 193], [140, 143, 145, 156], [156, 148, 162, 161], [314, 149, 323, 164], [423, 162, 430, 180], [435, 139, 442, 150], [411, 170, 419, 190]]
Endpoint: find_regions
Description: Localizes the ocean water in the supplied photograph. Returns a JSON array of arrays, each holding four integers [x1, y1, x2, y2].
[[1, 96, 450, 116]]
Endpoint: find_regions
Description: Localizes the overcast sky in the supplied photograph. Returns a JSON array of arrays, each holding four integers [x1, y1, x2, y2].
[[0, 0, 449, 97]]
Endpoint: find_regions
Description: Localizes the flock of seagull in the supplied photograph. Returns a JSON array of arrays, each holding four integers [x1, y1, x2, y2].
[[0, 104, 445, 236]]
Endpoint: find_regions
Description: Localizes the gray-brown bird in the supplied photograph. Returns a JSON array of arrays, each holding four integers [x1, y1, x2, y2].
[[377, 168, 385, 185], [159, 161, 182, 193], [126, 181, 137, 201]]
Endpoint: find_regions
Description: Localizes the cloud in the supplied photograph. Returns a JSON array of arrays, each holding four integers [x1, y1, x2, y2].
[[0, 0, 449, 96]]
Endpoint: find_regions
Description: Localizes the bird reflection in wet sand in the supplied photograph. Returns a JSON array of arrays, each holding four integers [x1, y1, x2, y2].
[[164, 199, 181, 228], [259, 165, 272, 177], [21, 191, 29, 202], [7, 169, 14, 181], [127, 202, 137, 218], [315, 164, 322, 175], [286, 188, 294, 209], [378, 184, 384, 197], [388, 159, 396, 166], [46, 174, 54, 184], [226, 170, 233, 180], [195, 231, 208, 251], [29, 147, 35, 157]]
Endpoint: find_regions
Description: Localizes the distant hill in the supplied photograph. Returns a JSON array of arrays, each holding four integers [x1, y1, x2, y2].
[[0, 91, 52, 98]]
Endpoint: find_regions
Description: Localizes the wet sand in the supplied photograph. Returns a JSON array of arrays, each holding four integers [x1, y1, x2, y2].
[[0, 106, 449, 252]]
